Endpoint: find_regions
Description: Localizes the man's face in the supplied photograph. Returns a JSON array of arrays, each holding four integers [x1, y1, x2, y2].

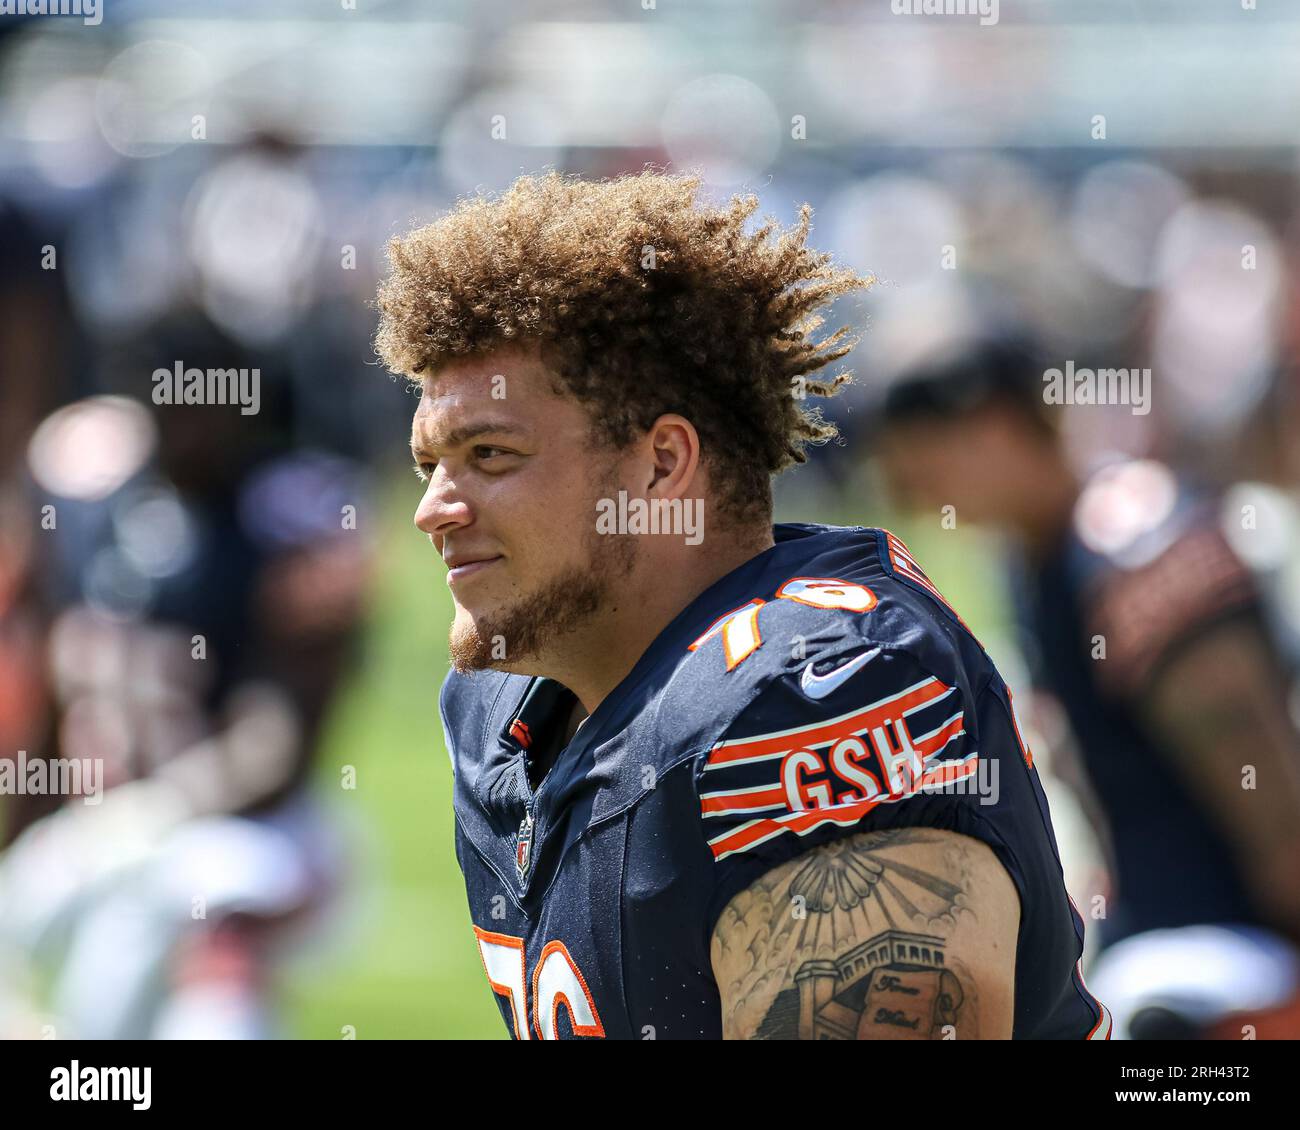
[[876, 409, 1029, 527], [410, 347, 637, 672]]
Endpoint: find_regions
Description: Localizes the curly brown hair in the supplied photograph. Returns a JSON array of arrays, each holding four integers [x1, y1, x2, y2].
[[375, 171, 873, 527]]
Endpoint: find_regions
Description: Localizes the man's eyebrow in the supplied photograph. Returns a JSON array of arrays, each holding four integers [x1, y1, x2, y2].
[[409, 420, 529, 455]]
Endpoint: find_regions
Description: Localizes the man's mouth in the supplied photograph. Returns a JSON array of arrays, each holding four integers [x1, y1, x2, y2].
[[445, 555, 504, 585]]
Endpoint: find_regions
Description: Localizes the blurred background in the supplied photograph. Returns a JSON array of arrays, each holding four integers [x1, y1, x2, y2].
[[2, 0, 1300, 1039]]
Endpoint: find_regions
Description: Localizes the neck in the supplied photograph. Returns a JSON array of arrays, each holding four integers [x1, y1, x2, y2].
[[537, 527, 776, 716], [1015, 445, 1079, 562]]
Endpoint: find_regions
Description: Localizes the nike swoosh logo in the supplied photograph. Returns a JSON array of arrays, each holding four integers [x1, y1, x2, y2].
[[800, 647, 882, 700]]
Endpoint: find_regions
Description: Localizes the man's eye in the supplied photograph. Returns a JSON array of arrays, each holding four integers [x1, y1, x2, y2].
[[413, 449, 515, 480]]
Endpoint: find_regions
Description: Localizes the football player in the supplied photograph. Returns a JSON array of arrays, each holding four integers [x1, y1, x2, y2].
[[375, 173, 1109, 1039], [874, 337, 1300, 1038]]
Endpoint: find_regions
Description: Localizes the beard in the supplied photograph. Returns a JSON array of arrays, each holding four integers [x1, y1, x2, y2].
[[448, 517, 639, 675]]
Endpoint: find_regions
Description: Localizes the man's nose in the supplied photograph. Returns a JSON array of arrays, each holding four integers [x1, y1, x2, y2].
[[414, 468, 472, 540]]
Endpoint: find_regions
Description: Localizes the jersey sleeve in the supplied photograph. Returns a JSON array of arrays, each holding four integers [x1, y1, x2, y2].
[[693, 640, 1032, 940], [1083, 521, 1260, 698]]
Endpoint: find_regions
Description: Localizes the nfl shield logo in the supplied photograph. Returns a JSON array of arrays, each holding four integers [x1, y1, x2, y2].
[[515, 810, 534, 883]]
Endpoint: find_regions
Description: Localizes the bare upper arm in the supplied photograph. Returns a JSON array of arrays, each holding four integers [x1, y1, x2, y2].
[[1140, 615, 1300, 936], [709, 826, 1020, 1039]]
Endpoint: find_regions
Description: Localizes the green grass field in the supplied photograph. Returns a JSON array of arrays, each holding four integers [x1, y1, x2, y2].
[[279, 478, 1007, 1038], [280, 476, 502, 1039]]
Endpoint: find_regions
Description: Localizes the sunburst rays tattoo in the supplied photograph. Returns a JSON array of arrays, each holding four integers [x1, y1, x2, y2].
[[714, 828, 982, 1039]]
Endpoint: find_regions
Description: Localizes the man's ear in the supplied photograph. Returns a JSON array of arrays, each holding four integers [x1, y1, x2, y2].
[[644, 414, 701, 499]]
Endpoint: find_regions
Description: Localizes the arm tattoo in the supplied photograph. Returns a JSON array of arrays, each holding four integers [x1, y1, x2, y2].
[[711, 828, 987, 1039]]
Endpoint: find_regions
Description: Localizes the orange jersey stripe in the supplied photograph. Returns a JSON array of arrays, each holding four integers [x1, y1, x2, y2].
[[706, 756, 979, 860], [705, 676, 951, 768]]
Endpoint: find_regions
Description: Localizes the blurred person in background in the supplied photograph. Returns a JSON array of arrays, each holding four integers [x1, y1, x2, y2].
[[0, 198, 73, 835], [873, 337, 1300, 1038], [0, 313, 371, 1038], [0, 198, 72, 1035]]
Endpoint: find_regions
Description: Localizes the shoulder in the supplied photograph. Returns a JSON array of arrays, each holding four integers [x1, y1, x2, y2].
[[682, 532, 1004, 863], [676, 529, 1049, 940], [1068, 459, 1258, 691], [652, 526, 994, 766], [692, 631, 991, 869]]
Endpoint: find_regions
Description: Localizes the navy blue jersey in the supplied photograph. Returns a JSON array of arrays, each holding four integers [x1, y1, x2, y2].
[[443, 523, 1108, 1039], [1015, 460, 1267, 948]]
